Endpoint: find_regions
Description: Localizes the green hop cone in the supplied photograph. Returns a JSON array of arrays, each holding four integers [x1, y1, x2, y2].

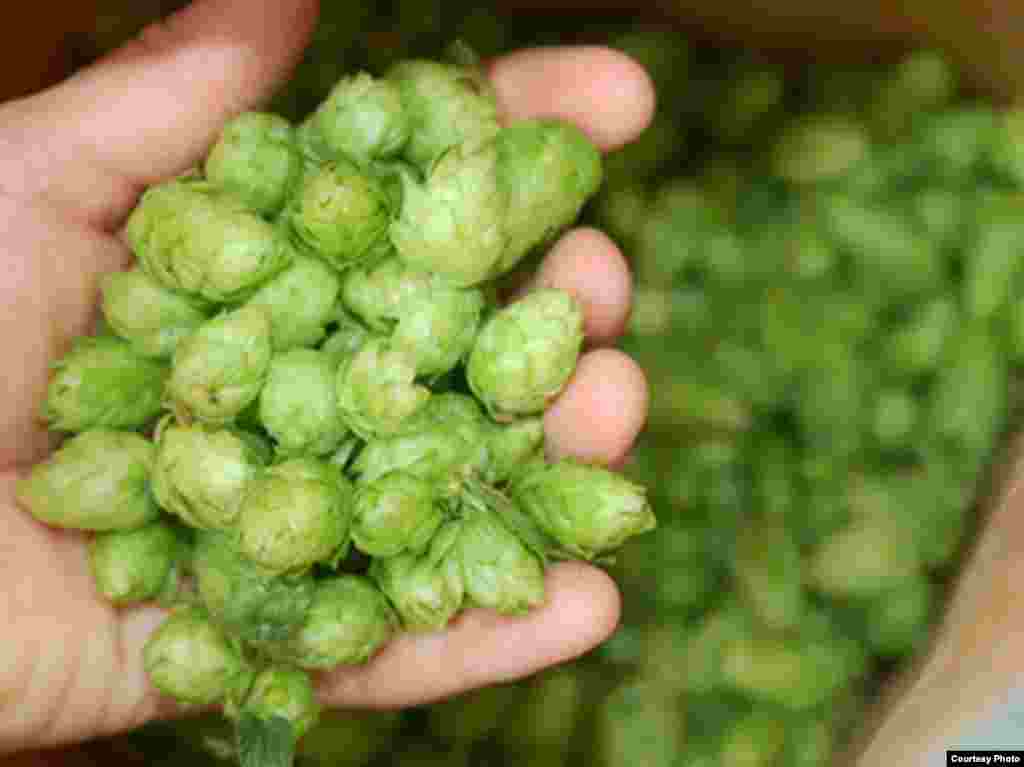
[[166, 305, 273, 425], [88, 519, 185, 605], [319, 310, 373, 367], [351, 394, 491, 492], [239, 458, 354, 574], [393, 280, 485, 378], [390, 141, 507, 287], [240, 666, 320, 739], [495, 119, 603, 275], [152, 418, 270, 530], [386, 58, 500, 170], [204, 112, 303, 216], [467, 289, 584, 419], [192, 530, 317, 643], [100, 267, 211, 359], [17, 430, 159, 531], [351, 471, 443, 557], [44, 335, 168, 432], [261, 576, 398, 669], [243, 255, 341, 352], [341, 257, 436, 332], [454, 505, 546, 615], [259, 349, 348, 457], [344, 258, 485, 377], [143, 606, 252, 707], [313, 73, 410, 164], [335, 336, 431, 440], [369, 521, 465, 632], [126, 178, 293, 302], [287, 159, 392, 270], [483, 417, 545, 484], [511, 460, 656, 561]]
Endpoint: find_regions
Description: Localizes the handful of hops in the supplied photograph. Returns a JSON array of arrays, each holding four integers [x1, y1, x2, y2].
[[15, 49, 654, 766]]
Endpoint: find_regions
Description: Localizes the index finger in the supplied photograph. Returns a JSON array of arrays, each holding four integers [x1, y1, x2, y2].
[[487, 45, 656, 152]]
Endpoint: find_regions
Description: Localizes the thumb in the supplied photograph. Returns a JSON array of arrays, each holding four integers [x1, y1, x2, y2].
[[0, 0, 318, 228]]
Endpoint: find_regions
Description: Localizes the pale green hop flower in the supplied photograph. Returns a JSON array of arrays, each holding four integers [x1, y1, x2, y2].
[[386, 58, 499, 170], [390, 141, 507, 287], [467, 289, 584, 418], [242, 255, 341, 352], [100, 267, 211, 359], [287, 159, 392, 271], [44, 335, 168, 432], [314, 73, 410, 164], [166, 305, 273, 425], [351, 471, 442, 557], [126, 178, 293, 302], [17, 430, 159, 531], [495, 119, 603, 275], [238, 458, 354, 574], [88, 519, 185, 605], [369, 521, 465, 632], [143, 606, 252, 706], [511, 460, 656, 561], [205, 112, 303, 215], [192, 530, 317, 643], [241, 666, 320, 739], [261, 576, 398, 669], [454, 509, 546, 615], [335, 337, 431, 440], [259, 349, 348, 457], [152, 417, 270, 530]]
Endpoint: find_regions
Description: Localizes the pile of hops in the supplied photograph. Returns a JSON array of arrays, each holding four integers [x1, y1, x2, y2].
[[16, 51, 655, 761]]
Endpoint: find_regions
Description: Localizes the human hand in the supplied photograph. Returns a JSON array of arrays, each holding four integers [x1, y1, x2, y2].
[[0, 0, 653, 756]]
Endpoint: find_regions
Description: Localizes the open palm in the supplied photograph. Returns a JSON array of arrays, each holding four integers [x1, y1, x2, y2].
[[0, 0, 653, 756]]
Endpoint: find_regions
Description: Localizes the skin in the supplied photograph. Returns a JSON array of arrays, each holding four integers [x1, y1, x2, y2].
[[0, 0, 652, 759]]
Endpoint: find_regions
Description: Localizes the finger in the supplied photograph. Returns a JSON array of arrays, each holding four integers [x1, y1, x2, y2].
[[544, 348, 649, 465], [488, 45, 656, 152], [528, 227, 633, 345], [0, 0, 318, 229], [319, 561, 620, 708]]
